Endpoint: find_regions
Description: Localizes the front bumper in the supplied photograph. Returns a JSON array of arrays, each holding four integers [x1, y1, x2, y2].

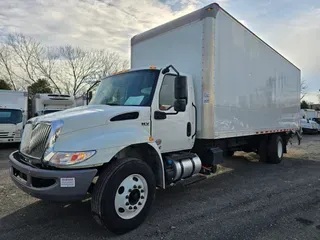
[[0, 138, 21, 143], [9, 151, 98, 201], [302, 128, 318, 134]]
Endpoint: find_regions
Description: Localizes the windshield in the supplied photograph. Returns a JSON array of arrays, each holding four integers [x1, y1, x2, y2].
[[43, 110, 61, 115], [0, 109, 23, 124], [90, 70, 160, 106]]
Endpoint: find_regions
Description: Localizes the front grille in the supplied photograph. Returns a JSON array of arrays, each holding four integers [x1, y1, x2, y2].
[[0, 132, 9, 137], [20, 122, 52, 159]]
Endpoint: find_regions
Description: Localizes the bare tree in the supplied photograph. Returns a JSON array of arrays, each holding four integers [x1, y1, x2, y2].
[[300, 80, 307, 100], [100, 52, 129, 77], [59, 45, 127, 96], [0, 45, 17, 90], [33, 46, 62, 93], [0, 33, 128, 95], [6, 33, 44, 85]]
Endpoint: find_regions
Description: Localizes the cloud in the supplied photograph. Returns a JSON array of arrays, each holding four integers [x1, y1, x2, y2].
[[304, 92, 320, 104], [0, 0, 205, 57], [0, 0, 318, 93], [262, 7, 320, 91]]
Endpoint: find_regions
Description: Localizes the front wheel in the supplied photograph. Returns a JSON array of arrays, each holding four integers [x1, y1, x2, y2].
[[91, 157, 156, 234]]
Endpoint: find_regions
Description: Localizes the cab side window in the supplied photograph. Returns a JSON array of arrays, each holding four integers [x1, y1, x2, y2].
[[159, 75, 176, 111]]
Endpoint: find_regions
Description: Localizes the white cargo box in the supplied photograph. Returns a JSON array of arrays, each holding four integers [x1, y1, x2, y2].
[[131, 3, 300, 139]]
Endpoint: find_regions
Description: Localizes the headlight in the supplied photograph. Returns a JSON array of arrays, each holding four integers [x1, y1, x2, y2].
[[43, 120, 64, 162], [14, 129, 22, 138], [48, 151, 96, 166]]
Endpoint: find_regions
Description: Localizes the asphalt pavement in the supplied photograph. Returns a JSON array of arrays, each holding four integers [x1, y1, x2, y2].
[[0, 137, 319, 240]]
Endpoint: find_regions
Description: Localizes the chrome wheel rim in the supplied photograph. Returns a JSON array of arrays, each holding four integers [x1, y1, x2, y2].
[[277, 141, 283, 158], [114, 174, 148, 219]]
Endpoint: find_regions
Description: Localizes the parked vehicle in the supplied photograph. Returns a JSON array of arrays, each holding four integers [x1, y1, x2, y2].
[[9, 3, 301, 234], [31, 93, 75, 117], [0, 90, 28, 143], [302, 109, 317, 119], [74, 96, 88, 107], [300, 119, 318, 134], [301, 109, 320, 132], [311, 118, 320, 132]]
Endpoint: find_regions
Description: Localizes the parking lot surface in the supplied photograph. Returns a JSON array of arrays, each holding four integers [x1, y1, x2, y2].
[[0, 136, 319, 240]]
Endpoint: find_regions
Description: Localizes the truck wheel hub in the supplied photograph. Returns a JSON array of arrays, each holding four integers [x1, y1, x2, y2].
[[129, 189, 140, 205], [114, 174, 148, 219]]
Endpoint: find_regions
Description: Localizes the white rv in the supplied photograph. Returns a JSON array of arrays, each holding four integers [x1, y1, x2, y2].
[[10, 3, 301, 234], [0, 90, 28, 143], [32, 93, 75, 117]]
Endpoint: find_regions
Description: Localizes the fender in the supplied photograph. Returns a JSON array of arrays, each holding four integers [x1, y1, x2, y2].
[[53, 124, 166, 188]]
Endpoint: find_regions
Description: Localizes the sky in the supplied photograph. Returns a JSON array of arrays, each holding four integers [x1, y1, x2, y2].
[[0, 0, 319, 102]]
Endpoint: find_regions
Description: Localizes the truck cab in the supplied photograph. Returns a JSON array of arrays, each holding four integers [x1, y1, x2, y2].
[[0, 107, 24, 143], [0, 90, 28, 143], [89, 67, 195, 153]]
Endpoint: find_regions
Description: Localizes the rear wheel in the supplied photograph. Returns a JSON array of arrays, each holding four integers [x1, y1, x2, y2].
[[91, 157, 156, 234], [267, 135, 283, 164]]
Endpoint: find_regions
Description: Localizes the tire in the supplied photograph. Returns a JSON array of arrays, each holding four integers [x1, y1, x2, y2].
[[224, 150, 234, 157], [91, 157, 156, 234], [267, 135, 283, 164]]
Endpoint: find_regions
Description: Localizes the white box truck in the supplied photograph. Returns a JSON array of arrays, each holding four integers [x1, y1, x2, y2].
[[9, 3, 301, 234], [0, 90, 28, 143], [32, 93, 75, 116], [74, 96, 88, 107]]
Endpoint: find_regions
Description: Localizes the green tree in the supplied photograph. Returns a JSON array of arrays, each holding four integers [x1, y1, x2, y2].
[[0, 79, 12, 90], [27, 79, 52, 97], [300, 100, 309, 109]]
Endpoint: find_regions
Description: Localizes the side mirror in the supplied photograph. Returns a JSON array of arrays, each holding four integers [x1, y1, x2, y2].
[[174, 99, 186, 112], [174, 76, 187, 99]]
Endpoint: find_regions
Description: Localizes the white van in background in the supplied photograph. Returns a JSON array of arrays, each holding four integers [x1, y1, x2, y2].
[[300, 109, 320, 133], [300, 118, 318, 134], [0, 90, 28, 143]]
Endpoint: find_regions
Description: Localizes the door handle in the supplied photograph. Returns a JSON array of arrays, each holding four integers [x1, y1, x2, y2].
[[154, 111, 167, 120], [187, 122, 191, 137]]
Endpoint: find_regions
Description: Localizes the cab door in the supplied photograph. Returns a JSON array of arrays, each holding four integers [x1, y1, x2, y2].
[[151, 73, 194, 153]]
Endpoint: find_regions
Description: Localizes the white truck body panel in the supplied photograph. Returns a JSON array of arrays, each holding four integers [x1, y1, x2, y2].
[[0, 90, 28, 142], [0, 90, 28, 116], [131, 3, 301, 140], [32, 93, 75, 116], [303, 109, 317, 119]]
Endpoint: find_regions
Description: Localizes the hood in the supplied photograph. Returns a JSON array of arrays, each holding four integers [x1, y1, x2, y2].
[[33, 105, 149, 134]]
